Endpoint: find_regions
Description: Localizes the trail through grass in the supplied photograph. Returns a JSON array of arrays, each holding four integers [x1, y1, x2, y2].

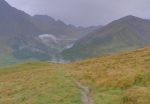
[[0, 62, 82, 104], [2, 46, 150, 104], [75, 81, 94, 104], [69, 47, 150, 104]]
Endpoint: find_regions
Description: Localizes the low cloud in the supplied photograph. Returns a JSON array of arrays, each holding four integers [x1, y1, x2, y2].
[[6, 0, 150, 26]]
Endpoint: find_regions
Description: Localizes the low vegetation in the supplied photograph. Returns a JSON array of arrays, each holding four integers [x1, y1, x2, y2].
[[0, 62, 81, 104], [69, 46, 150, 104], [1, 46, 150, 104]]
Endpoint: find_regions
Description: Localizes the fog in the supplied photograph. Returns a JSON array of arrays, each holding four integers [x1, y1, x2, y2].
[[6, 0, 150, 26]]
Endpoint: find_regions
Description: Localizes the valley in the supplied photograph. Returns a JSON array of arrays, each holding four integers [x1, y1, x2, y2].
[[1, 0, 150, 104], [0, 0, 98, 65]]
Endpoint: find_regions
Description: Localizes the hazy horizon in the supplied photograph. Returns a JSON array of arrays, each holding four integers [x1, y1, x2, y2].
[[5, 0, 150, 27]]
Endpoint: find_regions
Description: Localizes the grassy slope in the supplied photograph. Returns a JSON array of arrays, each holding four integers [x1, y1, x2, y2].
[[0, 62, 81, 104], [61, 16, 149, 61], [61, 28, 143, 61], [1, 46, 150, 104], [0, 54, 20, 66], [69, 46, 150, 104], [0, 42, 20, 66]]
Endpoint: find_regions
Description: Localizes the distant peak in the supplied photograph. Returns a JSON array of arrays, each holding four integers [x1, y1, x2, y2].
[[56, 20, 66, 25], [124, 15, 138, 18], [0, 0, 11, 7], [116, 15, 144, 23], [0, 0, 7, 3], [33, 15, 56, 22], [120, 15, 140, 20], [34, 15, 52, 18]]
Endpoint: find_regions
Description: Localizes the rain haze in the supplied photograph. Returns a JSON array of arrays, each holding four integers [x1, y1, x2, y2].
[[5, 0, 150, 27]]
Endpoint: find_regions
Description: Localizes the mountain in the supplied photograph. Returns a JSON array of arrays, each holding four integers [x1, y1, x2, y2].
[[61, 15, 150, 61], [32, 15, 98, 57], [0, 0, 43, 38], [0, 0, 43, 65], [0, 0, 98, 65], [32, 15, 97, 39]]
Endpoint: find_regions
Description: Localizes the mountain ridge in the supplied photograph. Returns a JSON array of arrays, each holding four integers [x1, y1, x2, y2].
[[61, 15, 150, 61], [0, 0, 99, 65]]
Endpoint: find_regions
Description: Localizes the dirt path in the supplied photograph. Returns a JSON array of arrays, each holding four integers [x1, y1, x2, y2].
[[76, 81, 94, 104]]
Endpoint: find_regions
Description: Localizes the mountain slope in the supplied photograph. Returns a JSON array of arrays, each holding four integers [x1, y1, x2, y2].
[[1, 46, 150, 104], [0, 0, 40, 37], [0, 0, 98, 65], [32, 15, 98, 57], [32, 15, 97, 39], [0, 0, 44, 64], [61, 15, 150, 61], [69, 46, 150, 104], [0, 62, 82, 104]]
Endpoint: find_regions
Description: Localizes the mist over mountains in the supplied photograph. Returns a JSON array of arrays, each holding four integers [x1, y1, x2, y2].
[[2, 0, 150, 64], [61, 15, 150, 61], [2, 0, 150, 103], [0, 0, 98, 65]]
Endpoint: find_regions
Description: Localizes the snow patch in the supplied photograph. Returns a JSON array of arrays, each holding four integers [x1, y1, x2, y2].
[[38, 34, 77, 51], [65, 43, 74, 49], [39, 34, 58, 44]]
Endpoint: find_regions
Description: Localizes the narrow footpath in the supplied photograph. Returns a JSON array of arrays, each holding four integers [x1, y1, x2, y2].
[[76, 81, 94, 104]]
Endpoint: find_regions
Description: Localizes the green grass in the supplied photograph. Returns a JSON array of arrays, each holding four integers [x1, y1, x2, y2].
[[1, 46, 150, 104], [0, 62, 82, 104], [69, 46, 150, 104], [94, 88, 124, 104]]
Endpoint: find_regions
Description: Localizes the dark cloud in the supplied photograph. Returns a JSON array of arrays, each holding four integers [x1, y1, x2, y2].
[[6, 0, 150, 26]]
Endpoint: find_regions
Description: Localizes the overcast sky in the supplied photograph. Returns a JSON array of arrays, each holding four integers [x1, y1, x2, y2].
[[5, 0, 150, 27]]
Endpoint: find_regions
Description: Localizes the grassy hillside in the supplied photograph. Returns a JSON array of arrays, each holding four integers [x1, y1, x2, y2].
[[1, 46, 150, 104], [0, 62, 82, 104], [69, 46, 150, 104], [61, 16, 150, 61], [0, 43, 20, 66]]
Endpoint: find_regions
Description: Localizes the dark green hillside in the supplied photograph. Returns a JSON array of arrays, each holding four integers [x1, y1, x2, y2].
[[61, 15, 150, 61]]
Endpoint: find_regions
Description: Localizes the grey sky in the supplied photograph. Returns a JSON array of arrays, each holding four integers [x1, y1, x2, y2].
[[5, 0, 150, 27]]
